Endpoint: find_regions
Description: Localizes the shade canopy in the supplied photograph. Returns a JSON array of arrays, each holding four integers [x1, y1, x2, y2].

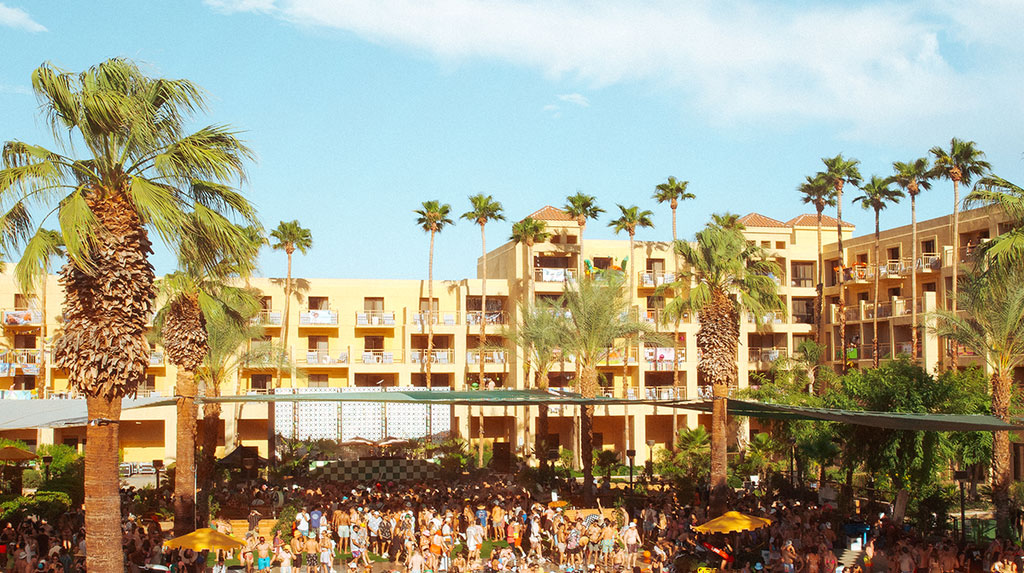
[[0, 446, 37, 462], [164, 528, 245, 551], [693, 511, 772, 534]]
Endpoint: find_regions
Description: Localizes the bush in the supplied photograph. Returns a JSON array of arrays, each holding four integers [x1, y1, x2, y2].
[[0, 491, 72, 523], [271, 504, 299, 543], [22, 469, 43, 489]]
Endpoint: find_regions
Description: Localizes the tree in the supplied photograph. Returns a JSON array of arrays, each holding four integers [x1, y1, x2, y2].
[[510, 217, 551, 304], [797, 173, 836, 364], [415, 200, 453, 437], [853, 175, 904, 367], [670, 222, 783, 516], [653, 177, 696, 441], [966, 175, 1024, 265], [13, 229, 64, 397], [461, 194, 505, 466], [553, 273, 657, 505], [268, 220, 312, 464], [710, 212, 745, 231], [891, 158, 933, 360], [821, 154, 862, 368], [564, 192, 604, 276], [929, 139, 990, 370], [932, 264, 1024, 535], [608, 204, 654, 402], [0, 59, 254, 571]]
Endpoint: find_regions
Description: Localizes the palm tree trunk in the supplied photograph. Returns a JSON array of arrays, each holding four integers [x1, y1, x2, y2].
[[196, 399, 221, 528], [85, 395, 124, 572], [816, 209, 826, 394], [872, 211, 880, 368], [479, 223, 487, 465], [992, 371, 1012, 536], [537, 370, 550, 479], [701, 291, 739, 518], [174, 368, 198, 536], [40, 277, 49, 398], [270, 250, 293, 466], [427, 228, 435, 438], [837, 186, 847, 371], [580, 365, 598, 506], [911, 195, 919, 360], [950, 179, 960, 370], [672, 316, 680, 450]]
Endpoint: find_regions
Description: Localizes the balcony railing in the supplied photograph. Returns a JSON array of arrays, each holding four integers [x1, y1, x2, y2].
[[892, 297, 925, 316], [644, 386, 686, 400], [534, 267, 577, 282], [1, 349, 41, 367], [2, 309, 43, 327], [644, 346, 686, 368], [918, 253, 941, 271], [792, 313, 814, 325], [747, 312, 785, 325], [637, 270, 676, 288], [466, 310, 507, 326], [358, 349, 403, 364], [300, 309, 338, 326], [467, 350, 508, 364], [149, 351, 165, 367], [411, 311, 458, 327], [354, 310, 394, 327], [302, 349, 349, 366], [748, 347, 787, 363], [844, 307, 861, 321], [790, 277, 814, 288], [250, 309, 283, 326], [599, 346, 638, 366], [409, 349, 455, 364]]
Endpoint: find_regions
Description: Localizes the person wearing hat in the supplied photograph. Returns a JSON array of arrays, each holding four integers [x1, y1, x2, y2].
[[622, 522, 641, 569]]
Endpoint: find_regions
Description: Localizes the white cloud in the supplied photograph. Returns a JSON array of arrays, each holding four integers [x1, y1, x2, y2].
[[0, 2, 46, 32], [0, 83, 31, 95], [558, 93, 589, 107], [204, 0, 276, 14], [209, 0, 1023, 136]]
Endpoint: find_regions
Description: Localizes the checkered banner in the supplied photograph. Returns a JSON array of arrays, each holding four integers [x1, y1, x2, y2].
[[310, 458, 441, 482]]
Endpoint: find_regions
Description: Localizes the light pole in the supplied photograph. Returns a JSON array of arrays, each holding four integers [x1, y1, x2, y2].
[[645, 439, 656, 479], [626, 449, 636, 490], [954, 469, 970, 541], [152, 459, 164, 491]]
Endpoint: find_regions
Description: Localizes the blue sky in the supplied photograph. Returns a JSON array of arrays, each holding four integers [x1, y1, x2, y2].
[[1, 0, 1022, 281]]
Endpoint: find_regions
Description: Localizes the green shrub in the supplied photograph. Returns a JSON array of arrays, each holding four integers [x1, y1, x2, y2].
[[271, 504, 299, 543], [0, 491, 72, 522], [22, 469, 43, 489]]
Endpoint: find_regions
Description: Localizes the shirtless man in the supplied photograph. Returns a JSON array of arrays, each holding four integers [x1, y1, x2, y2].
[[938, 544, 960, 573], [600, 521, 616, 567], [782, 540, 799, 573], [291, 534, 305, 570], [304, 534, 320, 573], [256, 537, 272, 573], [899, 547, 918, 573]]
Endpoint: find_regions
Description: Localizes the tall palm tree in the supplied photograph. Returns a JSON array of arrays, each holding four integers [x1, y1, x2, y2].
[[14, 229, 64, 397], [609, 204, 654, 402], [670, 222, 783, 516], [853, 176, 904, 367], [967, 176, 1024, 264], [510, 217, 551, 304], [710, 212, 746, 231], [797, 173, 836, 363], [821, 154, 863, 365], [891, 158, 933, 360], [268, 221, 312, 464], [461, 194, 504, 465], [0, 59, 254, 571], [553, 273, 656, 505], [654, 178, 696, 446], [415, 200, 453, 438], [929, 139, 990, 370], [932, 264, 1024, 536], [564, 192, 604, 276]]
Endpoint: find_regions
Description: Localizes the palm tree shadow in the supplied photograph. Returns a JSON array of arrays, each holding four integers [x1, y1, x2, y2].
[[268, 278, 310, 305]]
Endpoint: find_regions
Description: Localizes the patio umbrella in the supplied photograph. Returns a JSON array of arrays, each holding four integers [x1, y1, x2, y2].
[[377, 437, 408, 447], [340, 437, 377, 446], [0, 446, 36, 462], [164, 528, 245, 551], [693, 511, 772, 534]]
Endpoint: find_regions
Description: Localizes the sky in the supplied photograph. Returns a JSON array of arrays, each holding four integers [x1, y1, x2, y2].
[[1, 0, 1023, 281]]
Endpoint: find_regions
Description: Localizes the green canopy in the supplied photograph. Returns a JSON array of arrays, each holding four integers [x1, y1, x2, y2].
[[673, 398, 1020, 432]]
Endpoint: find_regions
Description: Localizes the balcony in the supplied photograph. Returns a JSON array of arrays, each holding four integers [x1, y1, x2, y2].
[[534, 267, 577, 283], [748, 347, 787, 364], [301, 349, 349, 367], [358, 349, 403, 364], [250, 309, 283, 327], [792, 313, 814, 325], [844, 307, 861, 322], [790, 277, 814, 288], [917, 253, 941, 272], [1, 348, 42, 376], [858, 343, 892, 360], [644, 308, 694, 326], [410, 311, 458, 329], [2, 309, 42, 329], [467, 349, 508, 365], [637, 270, 676, 289], [466, 311, 507, 326], [148, 351, 165, 367], [409, 348, 455, 365], [299, 308, 339, 327], [644, 386, 686, 400], [644, 346, 686, 369], [599, 346, 638, 367], [355, 310, 396, 328], [747, 312, 785, 326]]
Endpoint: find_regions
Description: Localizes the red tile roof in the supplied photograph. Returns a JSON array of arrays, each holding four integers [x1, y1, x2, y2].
[[786, 213, 855, 228], [527, 206, 575, 222], [738, 213, 788, 228]]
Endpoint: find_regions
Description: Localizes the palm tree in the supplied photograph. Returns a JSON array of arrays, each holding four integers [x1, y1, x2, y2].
[[821, 154, 863, 365], [510, 217, 551, 304], [966, 176, 1024, 265], [853, 176, 904, 367], [930, 139, 990, 370], [608, 204, 654, 407], [0, 59, 254, 571], [891, 159, 933, 360], [14, 229, 64, 397], [797, 173, 836, 362], [461, 194, 505, 465], [653, 178, 696, 439], [932, 264, 1024, 536], [415, 200, 453, 437], [710, 212, 746, 231], [671, 222, 783, 516], [268, 221, 312, 464], [564, 192, 604, 275], [553, 273, 657, 505]]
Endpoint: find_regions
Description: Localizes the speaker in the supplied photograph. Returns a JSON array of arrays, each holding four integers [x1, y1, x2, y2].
[[492, 442, 512, 473]]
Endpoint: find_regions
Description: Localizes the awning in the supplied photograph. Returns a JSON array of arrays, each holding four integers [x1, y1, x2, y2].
[[0, 396, 169, 431], [672, 398, 1020, 432]]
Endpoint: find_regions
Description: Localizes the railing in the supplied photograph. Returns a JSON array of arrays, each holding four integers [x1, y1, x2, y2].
[[411, 311, 458, 327], [918, 253, 941, 271], [644, 346, 686, 367], [599, 347, 638, 366], [1, 348, 41, 364], [467, 350, 508, 364], [302, 349, 349, 366], [748, 347, 787, 363], [644, 386, 685, 400], [747, 312, 785, 325], [409, 349, 454, 364], [792, 313, 814, 325], [2, 309, 43, 327], [149, 351, 165, 367], [637, 270, 676, 288], [355, 310, 395, 327], [844, 307, 861, 321], [790, 277, 814, 288], [696, 385, 737, 399], [250, 309, 283, 326], [466, 311, 507, 326], [358, 349, 403, 364], [299, 308, 339, 326], [534, 267, 577, 282], [945, 245, 984, 266]]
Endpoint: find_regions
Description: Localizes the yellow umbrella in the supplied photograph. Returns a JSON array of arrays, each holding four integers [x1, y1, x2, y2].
[[693, 511, 772, 534], [164, 528, 245, 551], [0, 446, 37, 462]]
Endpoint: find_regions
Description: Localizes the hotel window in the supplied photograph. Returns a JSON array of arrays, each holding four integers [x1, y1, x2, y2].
[[791, 262, 814, 288], [308, 336, 328, 353], [418, 298, 438, 312], [364, 297, 384, 311], [308, 374, 329, 388], [775, 241, 786, 250], [13, 293, 37, 309], [593, 257, 612, 270], [14, 334, 36, 349], [923, 282, 936, 292], [761, 241, 771, 248], [364, 336, 383, 351], [308, 296, 329, 310], [646, 259, 665, 272], [140, 375, 156, 394], [887, 246, 901, 260], [922, 239, 936, 254], [251, 374, 271, 390], [260, 296, 272, 310]]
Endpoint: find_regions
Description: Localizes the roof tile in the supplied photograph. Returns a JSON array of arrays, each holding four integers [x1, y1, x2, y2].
[[737, 213, 788, 228], [527, 206, 575, 222], [785, 213, 855, 228]]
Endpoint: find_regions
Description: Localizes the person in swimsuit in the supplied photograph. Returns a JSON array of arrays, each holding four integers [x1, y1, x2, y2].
[[304, 535, 319, 573]]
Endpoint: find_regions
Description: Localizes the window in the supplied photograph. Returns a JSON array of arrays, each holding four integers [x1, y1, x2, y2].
[[250, 374, 271, 390], [549, 233, 561, 244], [13, 293, 37, 309], [536, 256, 569, 269], [364, 336, 383, 351], [308, 296, 329, 310], [858, 292, 869, 302], [466, 296, 505, 311], [418, 298, 438, 312], [888, 287, 901, 298], [646, 259, 665, 272], [760, 241, 771, 248], [14, 334, 36, 349], [364, 297, 384, 311], [565, 235, 578, 244], [308, 374, 329, 388], [856, 253, 868, 264], [593, 257, 612, 270], [887, 246, 901, 260], [260, 296, 272, 310], [792, 298, 814, 324], [14, 375, 35, 390], [791, 262, 814, 288], [308, 336, 328, 352], [924, 282, 936, 293], [775, 241, 786, 250], [922, 239, 936, 254], [793, 334, 813, 348], [647, 296, 665, 310], [140, 375, 156, 394]]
